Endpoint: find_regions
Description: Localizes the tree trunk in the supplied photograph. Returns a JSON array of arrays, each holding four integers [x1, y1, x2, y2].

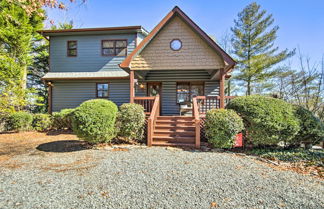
[[247, 80, 251, 95], [21, 65, 27, 89]]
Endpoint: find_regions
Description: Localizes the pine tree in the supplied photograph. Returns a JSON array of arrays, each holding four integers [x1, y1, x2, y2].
[[231, 2, 295, 95], [0, 0, 44, 113]]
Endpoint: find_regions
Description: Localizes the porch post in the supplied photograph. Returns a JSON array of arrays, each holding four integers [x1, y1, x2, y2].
[[47, 82, 53, 114], [130, 70, 135, 103], [219, 68, 225, 108]]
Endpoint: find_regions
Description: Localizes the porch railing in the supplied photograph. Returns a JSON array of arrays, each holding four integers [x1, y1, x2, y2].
[[134, 96, 155, 115], [195, 96, 237, 115], [147, 95, 160, 146]]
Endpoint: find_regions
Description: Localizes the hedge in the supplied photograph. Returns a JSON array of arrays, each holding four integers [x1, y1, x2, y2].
[[32, 113, 52, 131], [205, 109, 244, 148], [52, 108, 75, 130], [227, 95, 300, 146], [293, 106, 324, 145], [6, 112, 33, 132], [72, 99, 118, 143], [116, 103, 146, 142]]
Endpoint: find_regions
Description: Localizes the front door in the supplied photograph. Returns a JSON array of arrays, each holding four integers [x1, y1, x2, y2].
[[147, 82, 162, 114]]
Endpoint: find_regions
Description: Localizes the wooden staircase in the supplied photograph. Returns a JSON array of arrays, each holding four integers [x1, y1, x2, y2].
[[152, 116, 196, 147]]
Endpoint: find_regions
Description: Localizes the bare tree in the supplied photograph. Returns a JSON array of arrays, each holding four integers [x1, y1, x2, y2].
[[272, 50, 324, 120]]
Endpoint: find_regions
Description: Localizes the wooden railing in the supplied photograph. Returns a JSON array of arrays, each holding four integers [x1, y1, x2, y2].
[[195, 96, 237, 115], [147, 95, 160, 146], [192, 97, 201, 148], [134, 96, 155, 115]]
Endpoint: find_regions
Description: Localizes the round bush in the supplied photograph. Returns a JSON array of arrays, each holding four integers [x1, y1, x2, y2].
[[7, 111, 33, 132], [293, 106, 324, 145], [227, 95, 300, 146], [32, 113, 52, 131], [205, 109, 244, 148], [52, 108, 75, 130], [116, 103, 145, 142], [72, 99, 118, 143]]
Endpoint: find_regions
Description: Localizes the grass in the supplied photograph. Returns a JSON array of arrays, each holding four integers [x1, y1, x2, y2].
[[246, 148, 324, 167]]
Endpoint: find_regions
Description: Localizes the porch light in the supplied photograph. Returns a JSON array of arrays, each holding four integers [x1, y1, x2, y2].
[[139, 83, 145, 89]]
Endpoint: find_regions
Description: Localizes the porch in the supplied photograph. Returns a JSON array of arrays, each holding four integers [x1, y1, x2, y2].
[[130, 69, 233, 148]]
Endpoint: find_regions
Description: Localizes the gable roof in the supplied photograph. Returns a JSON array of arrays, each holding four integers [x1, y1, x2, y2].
[[119, 6, 236, 72]]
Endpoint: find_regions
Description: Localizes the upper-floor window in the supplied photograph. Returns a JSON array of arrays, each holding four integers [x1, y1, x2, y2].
[[102, 40, 127, 56], [96, 83, 109, 98], [67, 41, 77, 57]]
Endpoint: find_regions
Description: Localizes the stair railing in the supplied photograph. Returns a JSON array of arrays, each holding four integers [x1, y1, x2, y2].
[[147, 95, 160, 146], [134, 96, 155, 115], [192, 97, 201, 148]]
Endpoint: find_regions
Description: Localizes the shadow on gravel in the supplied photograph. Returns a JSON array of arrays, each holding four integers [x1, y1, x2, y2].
[[46, 130, 73, 136], [36, 140, 89, 153]]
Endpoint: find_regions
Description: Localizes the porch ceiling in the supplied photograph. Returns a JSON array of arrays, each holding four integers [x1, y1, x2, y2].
[[134, 69, 221, 81]]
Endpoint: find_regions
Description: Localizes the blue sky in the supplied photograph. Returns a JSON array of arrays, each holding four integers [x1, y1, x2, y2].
[[46, 0, 324, 67]]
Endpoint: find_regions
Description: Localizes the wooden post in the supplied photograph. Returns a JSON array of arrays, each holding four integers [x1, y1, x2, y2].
[[195, 119, 200, 148], [47, 82, 53, 114], [219, 68, 225, 108], [130, 70, 135, 103], [192, 97, 201, 149]]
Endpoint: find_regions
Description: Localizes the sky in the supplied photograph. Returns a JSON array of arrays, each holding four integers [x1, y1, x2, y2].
[[46, 0, 324, 68]]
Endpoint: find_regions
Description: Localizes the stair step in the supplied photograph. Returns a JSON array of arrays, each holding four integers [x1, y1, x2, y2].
[[156, 121, 195, 126], [156, 119, 195, 123], [154, 130, 195, 134], [153, 131, 195, 137], [157, 116, 194, 120], [153, 136, 195, 143], [152, 141, 195, 147], [155, 125, 195, 130]]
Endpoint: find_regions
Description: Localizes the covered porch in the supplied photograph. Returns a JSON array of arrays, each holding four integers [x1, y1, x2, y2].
[[129, 68, 229, 116], [128, 68, 235, 148]]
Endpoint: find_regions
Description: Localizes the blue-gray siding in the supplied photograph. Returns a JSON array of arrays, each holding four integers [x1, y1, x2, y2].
[[52, 71, 219, 115], [52, 80, 129, 112], [50, 34, 136, 73]]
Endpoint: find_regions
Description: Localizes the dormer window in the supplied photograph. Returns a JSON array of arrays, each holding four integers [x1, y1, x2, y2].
[[67, 41, 77, 57], [102, 40, 127, 56]]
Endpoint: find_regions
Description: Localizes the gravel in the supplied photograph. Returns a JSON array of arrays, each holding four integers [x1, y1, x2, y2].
[[0, 146, 323, 209]]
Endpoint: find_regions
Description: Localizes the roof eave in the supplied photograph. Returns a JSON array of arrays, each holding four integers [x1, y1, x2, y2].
[[37, 26, 148, 37]]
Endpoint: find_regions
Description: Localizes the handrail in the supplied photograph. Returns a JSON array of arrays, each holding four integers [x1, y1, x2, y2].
[[147, 95, 160, 146], [196, 96, 237, 115], [134, 96, 155, 100], [192, 97, 200, 148], [134, 97, 155, 114]]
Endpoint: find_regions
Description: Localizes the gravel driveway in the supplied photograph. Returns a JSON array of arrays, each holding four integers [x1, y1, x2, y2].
[[0, 136, 323, 209]]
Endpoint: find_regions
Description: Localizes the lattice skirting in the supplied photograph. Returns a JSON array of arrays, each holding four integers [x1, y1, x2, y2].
[[200, 117, 207, 142]]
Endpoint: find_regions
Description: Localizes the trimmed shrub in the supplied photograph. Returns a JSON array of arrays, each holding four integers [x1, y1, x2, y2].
[[116, 103, 145, 142], [7, 112, 33, 132], [293, 106, 324, 145], [0, 114, 9, 132], [32, 114, 52, 131], [227, 95, 300, 146], [205, 109, 244, 148], [72, 99, 118, 143], [52, 108, 75, 130]]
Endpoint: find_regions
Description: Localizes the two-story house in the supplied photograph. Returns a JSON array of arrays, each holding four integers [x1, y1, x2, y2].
[[39, 6, 236, 147]]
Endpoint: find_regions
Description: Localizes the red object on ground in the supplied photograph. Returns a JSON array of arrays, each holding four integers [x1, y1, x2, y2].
[[234, 133, 243, 147]]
